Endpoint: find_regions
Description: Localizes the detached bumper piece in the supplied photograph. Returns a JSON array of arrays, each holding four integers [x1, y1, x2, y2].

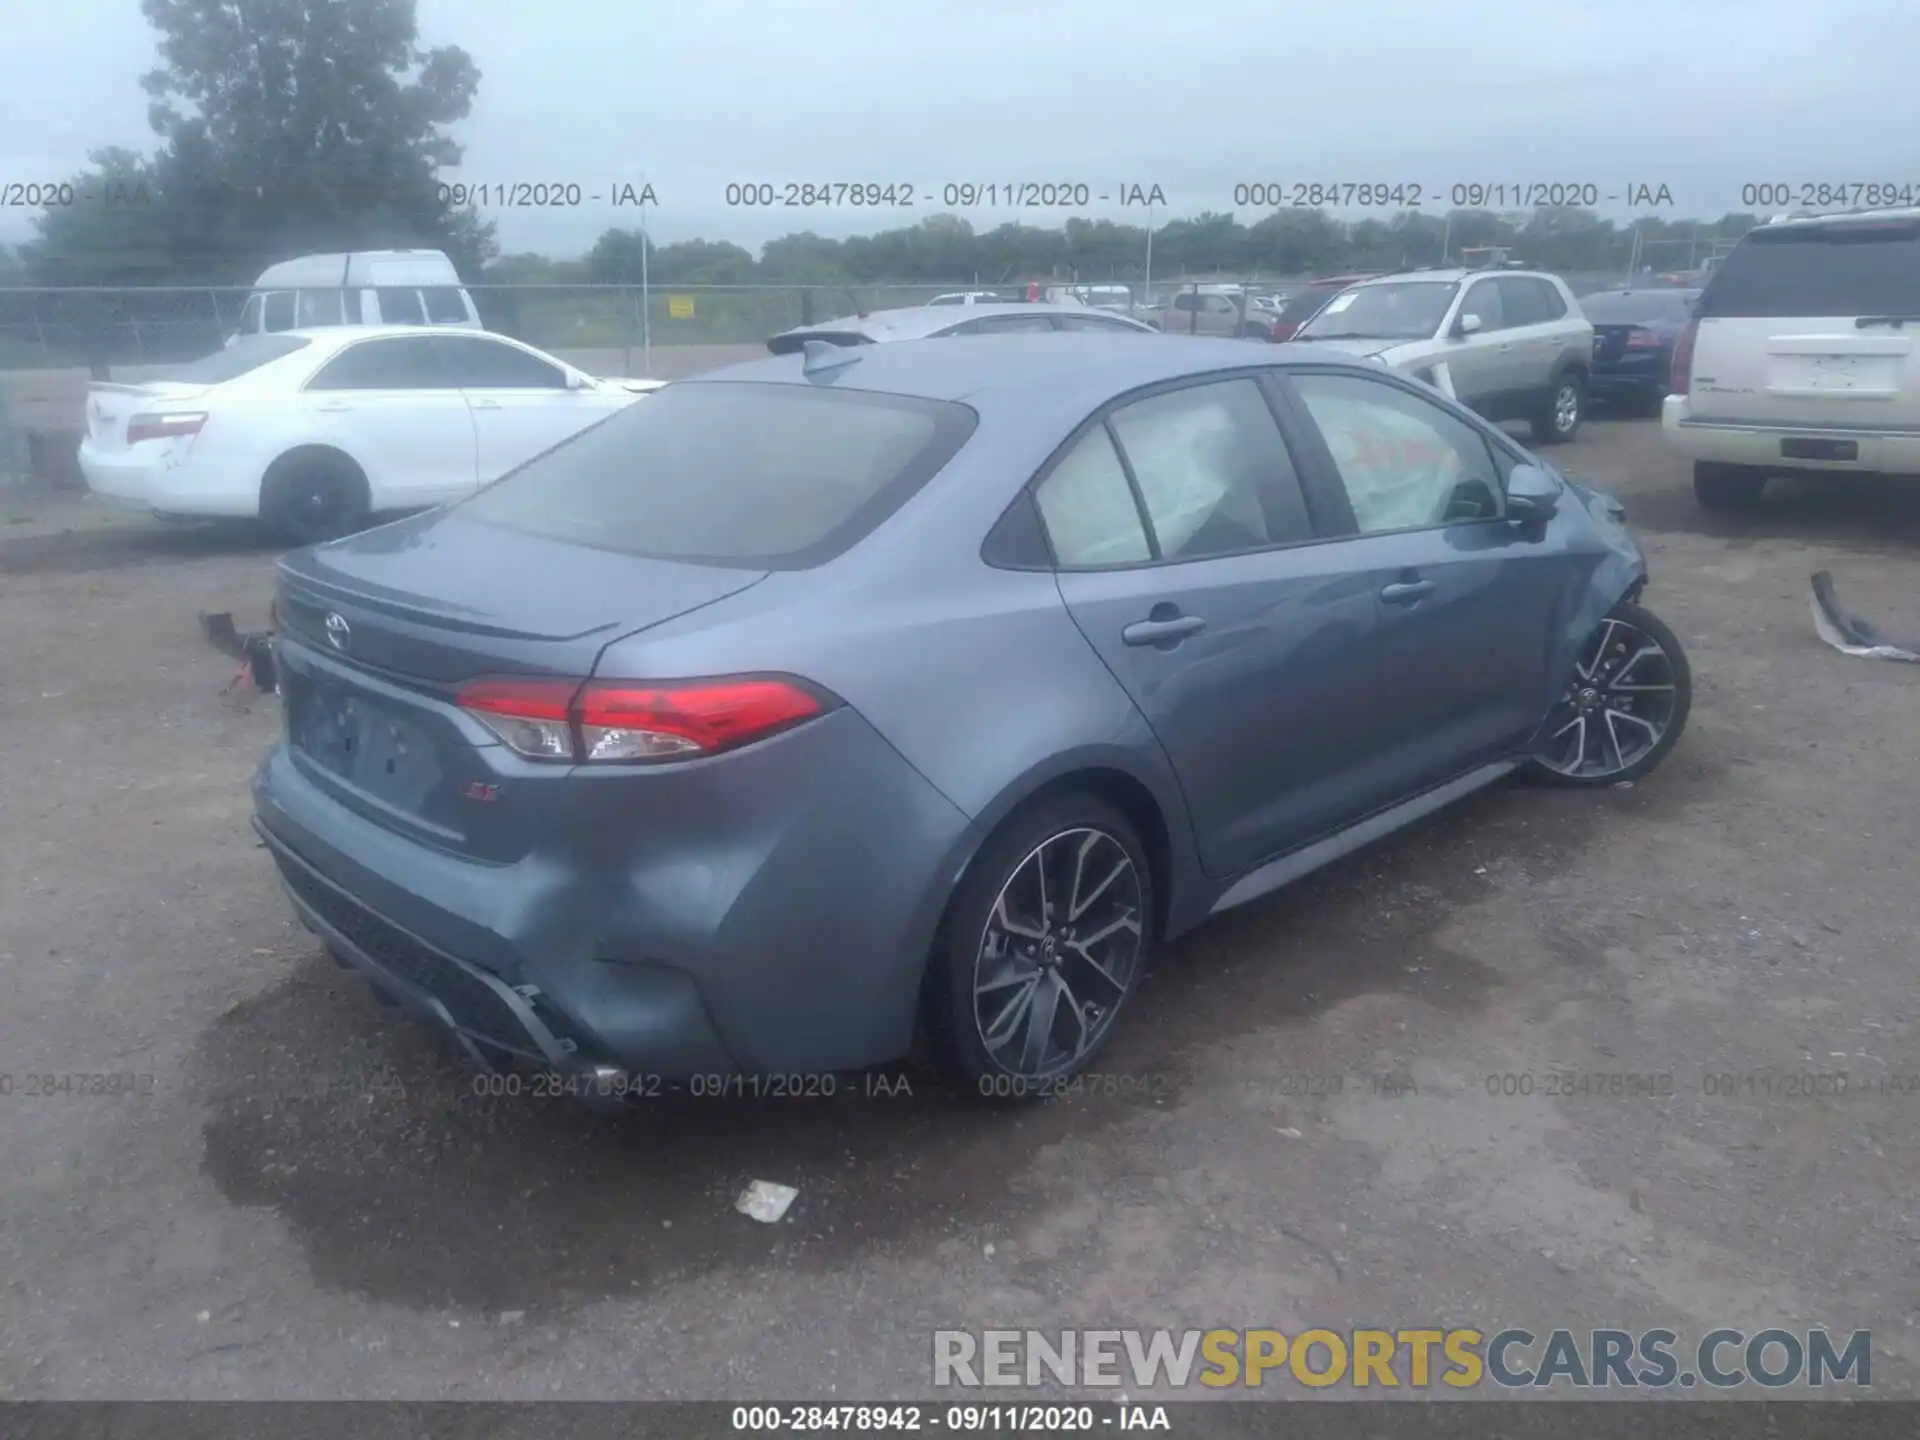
[[1810, 571, 1920, 663], [255, 820, 586, 1074], [201, 608, 279, 694]]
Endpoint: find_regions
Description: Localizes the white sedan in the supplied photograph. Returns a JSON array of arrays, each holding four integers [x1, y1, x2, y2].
[[77, 326, 666, 543]]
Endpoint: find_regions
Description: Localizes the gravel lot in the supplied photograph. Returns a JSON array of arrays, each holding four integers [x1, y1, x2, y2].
[[2, 409, 1918, 1401]]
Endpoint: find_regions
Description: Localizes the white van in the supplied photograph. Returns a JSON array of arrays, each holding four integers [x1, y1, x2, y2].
[[227, 249, 482, 346]]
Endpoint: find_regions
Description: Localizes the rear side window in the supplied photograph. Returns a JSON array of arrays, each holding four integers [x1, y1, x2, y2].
[[1701, 220, 1920, 317], [456, 382, 978, 568], [306, 336, 448, 390], [171, 334, 310, 383], [422, 286, 470, 323], [1054, 314, 1147, 333], [1582, 291, 1695, 324], [1034, 427, 1152, 567], [376, 287, 427, 324], [976, 315, 1056, 333], [262, 292, 295, 333]]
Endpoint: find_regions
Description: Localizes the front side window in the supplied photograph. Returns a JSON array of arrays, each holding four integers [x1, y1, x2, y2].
[[434, 337, 567, 388], [262, 292, 296, 333], [1458, 280, 1506, 332], [1290, 372, 1505, 533], [236, 294, 263, 334], [1495, 277, 1548, 327], [422, 286, 470, 323], [1107, 378, 1311, 560], [1033, 426, 1152, 567]]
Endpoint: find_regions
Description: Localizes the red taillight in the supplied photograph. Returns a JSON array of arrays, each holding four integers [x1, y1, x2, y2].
[[456, 675, 828, 763], [1668, 318, 1700, 396], [1269, 321, 1299, 343], [1625, 327, 1662, 349], [125, 411, 207, 444]]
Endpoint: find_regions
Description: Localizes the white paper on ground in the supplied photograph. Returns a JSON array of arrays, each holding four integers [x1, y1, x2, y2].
[[736, 1180, 799, 1223]]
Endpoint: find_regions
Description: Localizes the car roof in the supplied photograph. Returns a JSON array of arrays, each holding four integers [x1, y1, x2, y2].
[[1760, 205, 1920, 230], [694, 331, 1381, 409], [771, 303, 1111, 343]]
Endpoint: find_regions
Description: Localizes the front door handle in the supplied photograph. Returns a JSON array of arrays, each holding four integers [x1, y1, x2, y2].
[[312, 400, 351, 412], [1380, 579, 1436, 604], [1122, 614, 1207, 647], [470, 397, 502, 409]]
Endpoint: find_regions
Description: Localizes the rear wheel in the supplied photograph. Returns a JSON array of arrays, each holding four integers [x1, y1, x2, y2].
[[1522, 601, 1691, 787], [927, 795, 1153, 1102], [1693, 461, 1766, 511], [261, 451, 371, 546], [1530, 370, 1585, 444]]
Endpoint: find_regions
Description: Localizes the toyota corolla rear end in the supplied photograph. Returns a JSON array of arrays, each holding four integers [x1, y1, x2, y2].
[[251, 379, 981, 1083]]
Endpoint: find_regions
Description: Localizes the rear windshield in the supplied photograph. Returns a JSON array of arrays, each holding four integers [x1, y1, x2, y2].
[[456, 381, 979, 568], [1699, 220, 1920, 318], [172, 334, 311, 383], [1581, 291, 1696, 324]]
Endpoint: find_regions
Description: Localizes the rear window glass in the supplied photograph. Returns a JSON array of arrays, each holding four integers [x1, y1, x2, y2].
[[1581, 291, 1696, 324], [1700, 221, 1920, 318], [457, 381, 979, 568], [422, 286, 469, 323], [170, 335, 310, 383]]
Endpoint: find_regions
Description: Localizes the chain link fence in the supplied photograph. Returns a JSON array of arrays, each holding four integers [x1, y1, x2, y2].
[[0, 270, 1667, 376]]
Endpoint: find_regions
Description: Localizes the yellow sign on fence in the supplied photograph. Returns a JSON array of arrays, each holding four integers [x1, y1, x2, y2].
[[667, 295, 695, 319]]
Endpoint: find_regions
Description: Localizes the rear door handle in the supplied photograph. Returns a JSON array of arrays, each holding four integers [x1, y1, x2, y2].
[[1380, 579, 1436, 604], [312, 400, 351, 412], [1122, 614, 1207, 647], [469, 397, 503, 410]]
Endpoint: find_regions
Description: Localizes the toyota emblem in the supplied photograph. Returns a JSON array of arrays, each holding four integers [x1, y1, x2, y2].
[[323, 612, 351, 651]]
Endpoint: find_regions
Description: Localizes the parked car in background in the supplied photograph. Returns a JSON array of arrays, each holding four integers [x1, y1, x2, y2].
[[227, 250, 481, 346], [252, 332, 1686, 1104], [767, 303, 1158, 352], [1580, 288, 1699, 415], [1267, 275, 1381, 342], [1164, 286, 1271, 339], [1663, 207, 1920, 510], [79, 327, 665, 543], [1293, 267, 1596, 443]]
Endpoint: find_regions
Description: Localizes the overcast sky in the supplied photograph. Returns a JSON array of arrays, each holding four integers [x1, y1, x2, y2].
[[3, 0, 1918, 257]]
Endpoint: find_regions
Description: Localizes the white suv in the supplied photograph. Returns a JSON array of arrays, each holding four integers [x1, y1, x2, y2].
[[1663, 208, 1920, 510]]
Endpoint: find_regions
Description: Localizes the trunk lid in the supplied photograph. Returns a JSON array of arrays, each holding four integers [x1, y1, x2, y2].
[[275, 509, 768, 860], [83, 382, 210, 453]]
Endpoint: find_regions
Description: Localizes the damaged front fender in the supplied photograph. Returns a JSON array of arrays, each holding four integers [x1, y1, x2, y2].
[[1540, 478, 1649, 707]]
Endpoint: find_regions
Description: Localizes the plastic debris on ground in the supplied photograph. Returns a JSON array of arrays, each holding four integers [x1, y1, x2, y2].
[[1810, 571, 1920, 663], [735, 1180, 799, 1223]]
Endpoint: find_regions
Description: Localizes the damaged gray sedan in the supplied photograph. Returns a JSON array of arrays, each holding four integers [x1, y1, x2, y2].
[[253, 333, 1689, 1100]]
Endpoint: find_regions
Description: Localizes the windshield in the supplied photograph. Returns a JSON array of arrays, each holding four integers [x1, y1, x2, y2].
[[457, 380, 978, 568], [1298, 281, 1459, 340], [1581, 291, 1696, 324]]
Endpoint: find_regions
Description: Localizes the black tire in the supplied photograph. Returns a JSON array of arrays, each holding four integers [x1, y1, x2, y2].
[[261, 451, 371, 547], [1530, 369, 1585, 444], [926, 793, 1154, 1103], [1521, 600, 1692, 788], [1693, 461, 1766, 511]]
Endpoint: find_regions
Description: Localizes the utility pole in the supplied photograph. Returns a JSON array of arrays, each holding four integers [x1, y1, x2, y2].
[[639, 176, 652, 376]]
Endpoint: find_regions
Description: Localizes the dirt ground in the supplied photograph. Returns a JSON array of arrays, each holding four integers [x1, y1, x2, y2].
[[1, 410, 1918, 1402]]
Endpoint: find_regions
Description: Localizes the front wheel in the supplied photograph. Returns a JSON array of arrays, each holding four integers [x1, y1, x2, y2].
[[1522, 601, 1691, 787], [1530, 371, 1585, 444], [927, 794, 1153, 1102]]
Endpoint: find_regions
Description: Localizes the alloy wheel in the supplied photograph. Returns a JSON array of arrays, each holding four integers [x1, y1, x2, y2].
[[1554, 382, 1581, 435], [972, 827, 1144, 1078], [1535, 615, 1681, 779]]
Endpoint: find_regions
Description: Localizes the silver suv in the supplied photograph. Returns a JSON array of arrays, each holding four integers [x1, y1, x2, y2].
[[1293, 267, 1596, 443]]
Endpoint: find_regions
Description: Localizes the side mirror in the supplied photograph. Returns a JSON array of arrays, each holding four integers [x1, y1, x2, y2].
[[1505, 463, 1562, 522], [1453, 313, 1484, 339]]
